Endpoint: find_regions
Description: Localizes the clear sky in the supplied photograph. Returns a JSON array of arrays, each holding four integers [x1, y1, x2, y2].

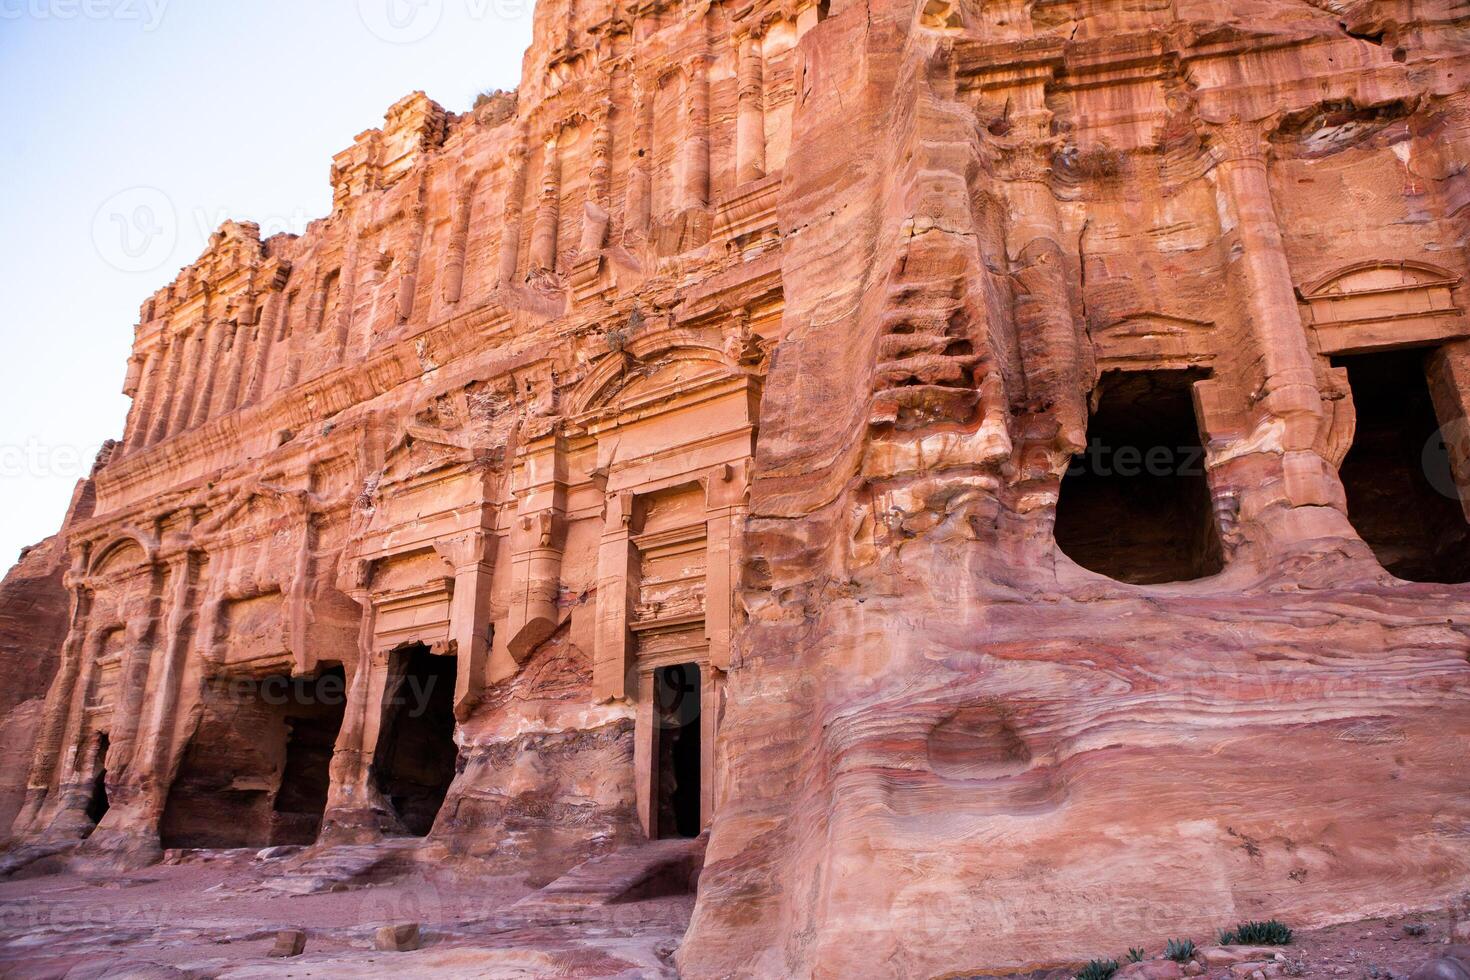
[[0, 0, 536, 567]]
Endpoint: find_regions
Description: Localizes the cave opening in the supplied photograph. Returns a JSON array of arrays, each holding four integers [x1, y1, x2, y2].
[[1334, 347, 1470, 583], [160, 666, 348, 849], [270, 665, 347, 845], [653, 662, 702, 840], [84, 732, 110, 830], [372, 646, 459, 837], [1055, 369, 1223, 584]]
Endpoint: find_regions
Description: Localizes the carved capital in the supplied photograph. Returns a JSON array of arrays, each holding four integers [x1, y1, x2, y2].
[[1208, 116, 1269, 164]]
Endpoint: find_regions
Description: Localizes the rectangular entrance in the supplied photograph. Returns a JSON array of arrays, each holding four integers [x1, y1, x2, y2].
[[652, 662, 703, 840], [371, 645, 459, 837]]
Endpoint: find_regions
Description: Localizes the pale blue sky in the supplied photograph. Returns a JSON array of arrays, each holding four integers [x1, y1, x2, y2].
[[0, 0, 536, 565]]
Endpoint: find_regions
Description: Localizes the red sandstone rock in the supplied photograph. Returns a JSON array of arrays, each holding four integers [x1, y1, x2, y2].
[[374, 923, 422, 952], [267, 929, 306, 958], [2, 0, 1470, 976]]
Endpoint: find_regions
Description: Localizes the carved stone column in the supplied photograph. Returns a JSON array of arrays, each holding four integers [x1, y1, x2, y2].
[[528, 129, 563, 272], [218, 311, 251, 416], [624, 74, 654, 235], [498, 138, 530, 284], [124, 347, 163, 453], [335, 225, 362, 360], [103, 572, 163, 784], [187, 315, 229, 428], [504, 425, 567, 664], [593, 491, 640, 702], [243, 291, 280, 406], [397, 197, 428, 322], [438, 527, 496, 720], [735, 30, 767, 185], [146, 329, 184, 446], [441, 174, 479, 304], [704, 461, 750, 671], [322, 577, 392, 842], [681, 55, 712, 210], [998, 119, 1087, 453], [165, 326, 206, 438], [580, 105, 614, 253], [136, 543, 198, 815], [1210, 117, 1328, 502]]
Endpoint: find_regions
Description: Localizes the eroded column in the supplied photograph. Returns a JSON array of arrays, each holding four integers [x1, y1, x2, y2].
[[681, 56, 711, 211], [441, 174, 478, 304], [528, 129, 562, 272], [735, 31, 767, 185], [624, 75, 654, 235], [1211, 115, 1328, 467], [497, 138, 530, 285], [593, 491, 639, 702], [580, 105, 614, 252]]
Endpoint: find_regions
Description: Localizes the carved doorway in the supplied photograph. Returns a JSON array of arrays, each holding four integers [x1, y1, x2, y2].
[[653, 663, 703, 840], [83, 732, 110, 834], [372, 645, 459, 837]]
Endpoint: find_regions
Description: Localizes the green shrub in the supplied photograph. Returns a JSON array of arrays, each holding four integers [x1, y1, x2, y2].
[[1220, 920, 1293, 945], [1127, 947, 1147, 963], [1076, 959, 1120, 980], [1165, 938, 1197, 962]]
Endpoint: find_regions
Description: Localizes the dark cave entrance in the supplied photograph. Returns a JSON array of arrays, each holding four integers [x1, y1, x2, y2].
[[1055, 369, 1223, 584], [160, 666, 347, 849], [372, 646, 459, 837], [83, 732, 110, 830], [270, 665, 347, 845], [1334, 347, 1470, 583], [653, 662, 702, 840]]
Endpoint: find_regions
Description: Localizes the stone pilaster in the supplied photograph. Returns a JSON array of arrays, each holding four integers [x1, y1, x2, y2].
[[528, 129, 562, 272], [735, 30, 767, 185], [498, 138, 530, 284]]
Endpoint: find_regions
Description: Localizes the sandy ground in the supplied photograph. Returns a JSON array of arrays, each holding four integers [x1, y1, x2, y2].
[[0, 846, 693, 979], [0, 848, 1463, 979]]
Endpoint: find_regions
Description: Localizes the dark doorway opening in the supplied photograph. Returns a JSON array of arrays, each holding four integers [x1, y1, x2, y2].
[[270, 665, 347, 845], [1056, 369, 1223, 584], [160, 666, 348, 849], [372, 646, 459, 837], [1335, 348, 1470, 583], [84, 733, 110, 830], [653, 663, 702, 840]]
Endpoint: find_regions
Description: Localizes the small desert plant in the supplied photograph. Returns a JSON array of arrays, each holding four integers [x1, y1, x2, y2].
[[1127, 947, 1147, 963], [1075, 959, 1120, 980], [1165, 938, 1197, 962], [1219, 919, 1293, 945]]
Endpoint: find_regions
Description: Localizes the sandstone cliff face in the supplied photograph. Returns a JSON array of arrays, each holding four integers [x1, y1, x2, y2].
[[0, 464, 101, 834], [5, 0, 1470, 975]]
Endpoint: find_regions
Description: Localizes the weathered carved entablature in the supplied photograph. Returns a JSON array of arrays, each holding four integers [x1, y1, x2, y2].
[[330, 92, 450, 212], [1181, 30, 1415, 128]]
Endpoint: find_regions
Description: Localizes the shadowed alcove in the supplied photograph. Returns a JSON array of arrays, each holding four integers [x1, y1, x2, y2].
[[1335, 348, 1470, 583], [1055, 369, 1223, 585], [372, 645, 459, 837]]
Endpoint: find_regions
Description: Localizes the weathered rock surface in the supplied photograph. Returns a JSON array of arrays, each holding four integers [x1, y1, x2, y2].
[[4, 0, 1470, 976]]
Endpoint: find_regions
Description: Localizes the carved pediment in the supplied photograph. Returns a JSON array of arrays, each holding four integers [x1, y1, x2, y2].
[[1300, 260, 1466, 355], [1090, 312, 1215, 369]]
